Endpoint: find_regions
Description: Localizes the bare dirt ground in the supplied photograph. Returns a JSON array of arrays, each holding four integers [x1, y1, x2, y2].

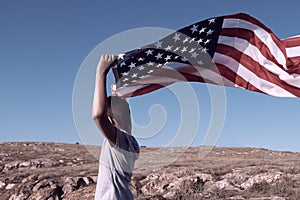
[[1, 142, 300, 199]]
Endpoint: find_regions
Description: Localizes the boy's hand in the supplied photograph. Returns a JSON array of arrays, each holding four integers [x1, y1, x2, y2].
[[96, 54, 115, 76]]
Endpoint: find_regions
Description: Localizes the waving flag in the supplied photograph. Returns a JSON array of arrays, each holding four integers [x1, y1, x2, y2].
[[111, 13, 300, 98]]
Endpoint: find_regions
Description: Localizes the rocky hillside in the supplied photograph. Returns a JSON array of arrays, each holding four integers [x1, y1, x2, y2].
[[1, 142, 300, 200]]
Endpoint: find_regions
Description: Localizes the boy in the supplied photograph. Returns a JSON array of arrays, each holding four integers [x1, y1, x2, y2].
[[92, 54, 140, 200]]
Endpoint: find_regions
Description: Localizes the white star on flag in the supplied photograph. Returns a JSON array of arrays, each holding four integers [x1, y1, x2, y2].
[[199, 27, 206, 34], [128, 62, 136, 69], [154, 41, 163, 48], [155, 53, 163, 60], [190, 24, 198, 33], [145, 49, 153, 56], [118, 54, 125, 60], [173, 33, 181, 42], [208, 18, 216, 24], [206, 29, 214, 36]]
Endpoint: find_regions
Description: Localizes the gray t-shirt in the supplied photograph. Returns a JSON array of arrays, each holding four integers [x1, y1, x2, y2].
[[94, 129, 140, 200]]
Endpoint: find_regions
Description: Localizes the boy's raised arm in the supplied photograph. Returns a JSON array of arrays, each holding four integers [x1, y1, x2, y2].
[[92, 54, 117, 144]]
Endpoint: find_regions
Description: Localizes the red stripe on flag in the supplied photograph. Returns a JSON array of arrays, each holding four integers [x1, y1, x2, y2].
[[283, 36, 300, 48], [287, 57, 300, 73]]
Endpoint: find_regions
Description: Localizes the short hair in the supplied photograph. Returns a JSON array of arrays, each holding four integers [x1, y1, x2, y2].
[[107, 96, 131, 132]]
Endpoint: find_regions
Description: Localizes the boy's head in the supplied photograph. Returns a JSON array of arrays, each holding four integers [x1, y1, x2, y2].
[[107, 96, 132, 134]]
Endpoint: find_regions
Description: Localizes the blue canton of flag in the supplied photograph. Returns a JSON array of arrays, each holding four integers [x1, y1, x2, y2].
[[112, 16, 224, 88]]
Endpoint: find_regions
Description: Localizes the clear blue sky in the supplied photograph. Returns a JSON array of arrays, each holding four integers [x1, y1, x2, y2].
[[1, 0, 300, 152]]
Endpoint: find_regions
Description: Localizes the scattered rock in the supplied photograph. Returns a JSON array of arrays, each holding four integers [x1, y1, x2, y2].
[[1, 142, 300, 200], [4, 161, 21, 171], [241, 172, 282, 189], [19, 161, 31, 168], [22, 174, 38, 183], [6, 183, 16, 190], [0, 180, 6, 189]]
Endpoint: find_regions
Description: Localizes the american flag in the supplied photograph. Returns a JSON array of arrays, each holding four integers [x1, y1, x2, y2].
[[111, 13, 300, 98]]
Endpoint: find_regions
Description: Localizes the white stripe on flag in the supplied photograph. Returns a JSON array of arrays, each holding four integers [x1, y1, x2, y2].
[[286, 46, 300, 58]]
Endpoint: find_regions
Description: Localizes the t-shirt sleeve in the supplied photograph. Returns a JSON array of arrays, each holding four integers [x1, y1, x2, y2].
[[115, 129, 140, 155]]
